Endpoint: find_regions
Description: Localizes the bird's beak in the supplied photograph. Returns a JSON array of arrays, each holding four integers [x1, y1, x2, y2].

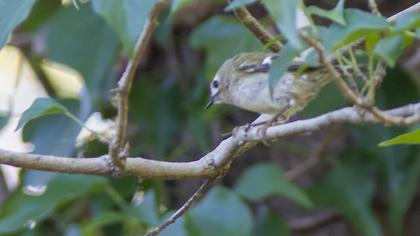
[[204, 96, 215, 110]]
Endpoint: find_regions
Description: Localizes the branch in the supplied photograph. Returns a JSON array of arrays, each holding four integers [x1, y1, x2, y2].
[[300, 32, 419, 126], [1, 103, 418, 179], [229, 2, 282, 52], [108, 0, 169, 172]]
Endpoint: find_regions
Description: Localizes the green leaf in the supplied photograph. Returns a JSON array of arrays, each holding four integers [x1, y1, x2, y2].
[[82, 211, 130, 235], [0, 174, 108, 234], [0, 112, 10, 130], [19, 1, 61, 32], [379, 129, 420, 146], [190, 16, 262, 77], [385, 150, 420, 233], [252, 207, 291, 236], [268, 43, 299, 97], [171, 0, 195, 13], [305, 0, 345, 25], [374, 35, 407, 67], [318, 9, 388, 54], [45, 5, 119, 105], [234, 163, 312, 208], [159, 212, 188, 236], [92, 0, 156, 57], [308, 163, 381, 236], [16, 97, 68, 131], [264, 0, 303, 49], [225, 0, 257, 11], [133, 190, 160, 226], [0, 0, 36, 48], [186, 186, 253, 236], [394, 11, 420, 31]]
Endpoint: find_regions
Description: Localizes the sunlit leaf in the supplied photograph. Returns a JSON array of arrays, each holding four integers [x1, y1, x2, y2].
[[305, 0, 345, 25], [16, 97, 68, 131], [0, 0, 36, 48], [234, 163, 312, 208], [379, 129, 420, 146]]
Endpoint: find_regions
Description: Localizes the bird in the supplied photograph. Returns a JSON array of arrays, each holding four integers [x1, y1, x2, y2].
[[205, 52, 333, 125]]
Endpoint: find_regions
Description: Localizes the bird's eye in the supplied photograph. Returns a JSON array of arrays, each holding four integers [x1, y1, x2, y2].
[[212, 80, 219, 89]]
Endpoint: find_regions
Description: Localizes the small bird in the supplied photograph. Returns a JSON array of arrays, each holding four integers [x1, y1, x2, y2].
[[205, 52, 332, 124]]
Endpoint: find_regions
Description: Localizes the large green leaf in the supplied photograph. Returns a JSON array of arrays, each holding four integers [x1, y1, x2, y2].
[[318, 9, 389, 54], [130, 80, 181, 156], [268, 43, 299, 96], [379, 128, 420, 146], [171, 0, 195, 13], [19, 0, 61, 32], [45, 4, 119, 105], [0, 0, 36, 48], [304, 0, 345, 25], [159, 212, 188, 236], [264, 0, 302, 49], [0, 112, 10, 130], [394, 11, 420, 31], [16, 97, 68, 131], [252, 207, 291, 236], [186, 186, 253, 236], [92, 0, 156, 57], [225, 0, 257, 11], [19, 99, 83, 186], [234, 163, 312, 208], [308, 162, 381, 236], [0, 174, 108, 234], [82, 211, 131, 235], [384, 150, 420, 233], [373, 35, 407, 67], [132, 190, 160, 226], [190, 16, 262, 78]]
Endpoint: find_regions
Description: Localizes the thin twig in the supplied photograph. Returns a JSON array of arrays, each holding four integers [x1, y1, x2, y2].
[[229, 2, 282, 52], [145, 176, 220, 236], [300, 32, 418, 126], [109, 0, 169, 173]]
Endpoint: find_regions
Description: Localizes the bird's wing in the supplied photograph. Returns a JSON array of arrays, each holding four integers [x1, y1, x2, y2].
[[238, 54, 324, 74]]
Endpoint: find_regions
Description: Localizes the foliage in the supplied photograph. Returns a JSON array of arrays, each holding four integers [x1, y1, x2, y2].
[[0, 1, 419, 236]]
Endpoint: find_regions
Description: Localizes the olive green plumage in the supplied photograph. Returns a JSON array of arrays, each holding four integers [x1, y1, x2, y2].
[[207, 52, 331, 120]]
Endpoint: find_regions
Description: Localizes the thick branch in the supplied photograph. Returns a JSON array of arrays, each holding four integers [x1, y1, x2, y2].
[[1, 103, 418, 179], [109, 0, 169, 170]]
